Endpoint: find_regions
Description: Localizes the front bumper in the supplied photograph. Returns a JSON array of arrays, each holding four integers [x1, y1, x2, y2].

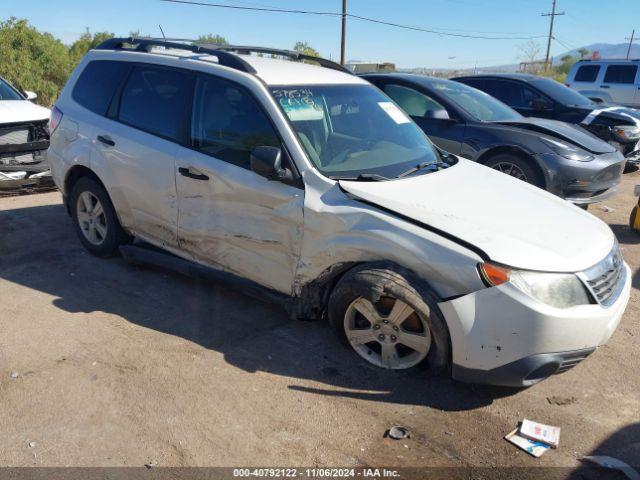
[[537, 151, 626, 205], [439, 263, 631, 387]]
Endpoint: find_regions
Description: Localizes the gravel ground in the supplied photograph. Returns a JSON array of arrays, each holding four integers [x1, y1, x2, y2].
[[0, 169, 638, 476]]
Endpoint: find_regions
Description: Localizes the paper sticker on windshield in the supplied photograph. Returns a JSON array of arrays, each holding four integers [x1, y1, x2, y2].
[[378, 102, 411, 124], [272, 88, 325, 121]]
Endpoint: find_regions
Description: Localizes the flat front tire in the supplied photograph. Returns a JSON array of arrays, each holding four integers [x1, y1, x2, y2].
[[328, 266, 450, 374], [70, 177, 129, 257]]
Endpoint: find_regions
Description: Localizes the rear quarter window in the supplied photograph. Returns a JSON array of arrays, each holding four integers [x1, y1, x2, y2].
[[72, 61, 130, 115], [574, 65, 600, 83], [604, 65, 638, 84]]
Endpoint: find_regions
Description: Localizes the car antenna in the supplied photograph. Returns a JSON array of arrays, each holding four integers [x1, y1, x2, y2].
[[158, 24, 166, 40]]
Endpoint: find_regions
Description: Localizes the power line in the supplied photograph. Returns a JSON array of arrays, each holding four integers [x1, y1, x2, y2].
[[159, 0, 547, 40]]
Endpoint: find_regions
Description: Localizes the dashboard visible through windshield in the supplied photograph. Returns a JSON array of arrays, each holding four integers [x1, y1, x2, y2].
[[270, 84, 448, 179]]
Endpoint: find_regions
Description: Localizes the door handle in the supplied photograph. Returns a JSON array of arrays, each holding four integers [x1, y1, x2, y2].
[[178, 167, 209, 181], [97, 135, 115, 146], [600, 85, 610, 89]]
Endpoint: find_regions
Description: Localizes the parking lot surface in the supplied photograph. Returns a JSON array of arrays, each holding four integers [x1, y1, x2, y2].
[[0, 170, 638, 471]]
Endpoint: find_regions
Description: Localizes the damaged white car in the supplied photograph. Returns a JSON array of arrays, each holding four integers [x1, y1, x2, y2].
[[48, 39, 632, 387], [0, 76, 52, 193]]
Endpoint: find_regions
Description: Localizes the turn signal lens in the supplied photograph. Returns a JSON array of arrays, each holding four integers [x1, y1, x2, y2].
[[478, 262, 512, 286]]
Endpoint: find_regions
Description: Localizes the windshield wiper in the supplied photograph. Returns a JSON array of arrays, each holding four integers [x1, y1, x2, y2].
[[396, 161, 448, 178], [333, 173, 390, 181]]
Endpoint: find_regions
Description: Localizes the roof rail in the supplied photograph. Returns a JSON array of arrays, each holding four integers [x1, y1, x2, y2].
[[206, 44, 353, 75], [94, 37, 257, 74]]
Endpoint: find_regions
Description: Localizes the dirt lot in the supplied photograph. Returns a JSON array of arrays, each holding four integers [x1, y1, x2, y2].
[[0, 168, 638, 474]]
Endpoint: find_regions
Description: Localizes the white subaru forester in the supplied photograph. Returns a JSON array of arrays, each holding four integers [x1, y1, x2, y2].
[[47, 38, 631, 387]]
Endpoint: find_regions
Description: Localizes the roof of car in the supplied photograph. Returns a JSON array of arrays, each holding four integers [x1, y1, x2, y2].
[[361, 72, 459, 87], [92, 39, 366, 86], [453, 73, 542, 82], [238, 55, 367, 86]]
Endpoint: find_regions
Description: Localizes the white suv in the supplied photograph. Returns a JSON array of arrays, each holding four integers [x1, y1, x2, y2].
[[567, 60, 640, 107], [47, 38, 631, 387]]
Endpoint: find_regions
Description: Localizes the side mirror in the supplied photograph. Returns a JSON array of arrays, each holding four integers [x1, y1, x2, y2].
[[424, 108, 451, 120], [24, 91, 37, 102], [530, 98, 551, 112], [250, 146, 290, 181]]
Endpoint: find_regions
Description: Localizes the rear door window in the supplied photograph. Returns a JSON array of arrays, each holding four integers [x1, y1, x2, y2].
[[482, 80, 525, 107], [72, 61, 130, 115], [117, 65, 194, 143], [383, 84, 447, 118], [574, 65, 600, 83], [604, 65, 638, 84], [191, 75, 280, 169]]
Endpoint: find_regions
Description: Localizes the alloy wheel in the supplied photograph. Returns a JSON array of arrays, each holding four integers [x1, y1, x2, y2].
[[343, 296, 431, 369], [76, 191, 108, 246], [492, 162, 528, 181]]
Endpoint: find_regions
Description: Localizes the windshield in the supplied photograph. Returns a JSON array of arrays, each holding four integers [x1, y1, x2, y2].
[[270, 84, 444, 179], [428, 79, 521, 122], [531, 77, 594, 107], [0, 78, 23, 101]]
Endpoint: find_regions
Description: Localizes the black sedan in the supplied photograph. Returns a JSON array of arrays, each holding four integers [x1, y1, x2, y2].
[[453, 73, 640, 165], [362, 73, 625, 206]]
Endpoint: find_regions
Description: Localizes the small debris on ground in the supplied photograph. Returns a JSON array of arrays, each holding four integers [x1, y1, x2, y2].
[[505, 419, 561, 457], [27, 442, 36, 449], [386, 426, 410, 440], [10, 372, 19, 379], [582, 456, 640, 480], [144, 461, 158, 468], [547, 395, 578, 406], [600, 205, 615, 213]]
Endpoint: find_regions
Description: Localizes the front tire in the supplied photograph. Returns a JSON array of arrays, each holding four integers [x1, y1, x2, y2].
[[70, 177, 129, 257], [328, 266, 450, 374], [484, 153, 544, 188]]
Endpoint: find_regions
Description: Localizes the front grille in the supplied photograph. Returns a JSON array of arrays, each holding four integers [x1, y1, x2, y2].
[[555, 348, 595, 374], [0, 127, 29, 145], [581, 244, 625, 306]]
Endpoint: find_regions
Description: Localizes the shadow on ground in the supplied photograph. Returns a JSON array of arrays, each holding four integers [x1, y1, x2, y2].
[[568, 422, 640, 479], [0, 202, 518, 412]]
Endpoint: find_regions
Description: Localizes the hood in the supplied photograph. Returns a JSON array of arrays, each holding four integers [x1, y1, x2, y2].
[[340, 159, 614, 273], [0, 100, 49, 124], [579, 105, 640, 127], [493, 117, 616, 154]]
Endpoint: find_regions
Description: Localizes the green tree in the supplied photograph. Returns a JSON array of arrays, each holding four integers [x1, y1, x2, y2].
[[196, 34, 228, 45], [578, 47, 589, 59], [293, 41, 319, 57], [0, 17, 72, 106], [68, 28, 114, 65]]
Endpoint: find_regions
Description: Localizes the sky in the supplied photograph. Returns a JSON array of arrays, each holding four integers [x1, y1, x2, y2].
[[5, 0, 640, 69]]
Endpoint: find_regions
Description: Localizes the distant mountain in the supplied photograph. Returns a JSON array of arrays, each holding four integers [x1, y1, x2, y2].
[[554, 43, 640, 61]]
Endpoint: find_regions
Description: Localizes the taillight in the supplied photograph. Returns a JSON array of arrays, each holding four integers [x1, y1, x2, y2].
[[50, 106, 63, 133]]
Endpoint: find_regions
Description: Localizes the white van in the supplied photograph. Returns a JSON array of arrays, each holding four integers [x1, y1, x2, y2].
[[567, 60, 640, 107], [47, 38, 631, 387]]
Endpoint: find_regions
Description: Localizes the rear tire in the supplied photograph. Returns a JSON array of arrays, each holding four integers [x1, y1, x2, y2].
[[70, 177, 130, 257], [328, 265, 450, 374], [484, 153, 544, 189]]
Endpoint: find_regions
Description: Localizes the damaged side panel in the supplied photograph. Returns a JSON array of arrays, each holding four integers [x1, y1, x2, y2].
[[175, 149, 304, 295], [294, 181, 487, 301]]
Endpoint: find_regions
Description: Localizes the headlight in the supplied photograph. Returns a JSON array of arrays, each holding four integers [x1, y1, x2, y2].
[[540, 137, 594, 162], [612, 125, 640, 142], [479, 262, 592, 308]]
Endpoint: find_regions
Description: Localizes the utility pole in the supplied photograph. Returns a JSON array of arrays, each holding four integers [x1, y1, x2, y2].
[[541, 0, 565, 70], [626, 29, 636, 59], [340, 0, 347, 65]]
